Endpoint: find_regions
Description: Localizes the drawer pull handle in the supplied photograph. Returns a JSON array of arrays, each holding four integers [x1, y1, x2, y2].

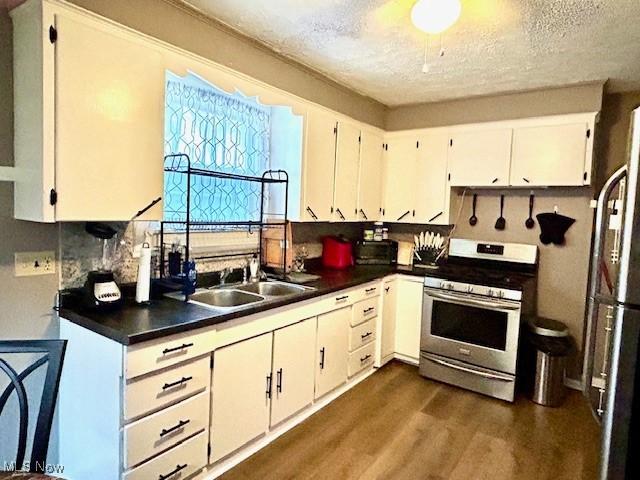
[[162, 376, 193, 391], [162, 343, 194, 355], [360, 354, 372, 364], [363, 307, 375, 314], [159, 419, 190, 438], [158, 463, 187, 480], [336, 295, 349, 302], [361, 332, 373, 340], [365, 287, 376, 294], [319, 347, 326, 370]]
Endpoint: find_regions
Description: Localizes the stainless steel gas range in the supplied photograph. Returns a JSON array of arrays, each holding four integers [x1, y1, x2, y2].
[[419, 239, 538, 402]]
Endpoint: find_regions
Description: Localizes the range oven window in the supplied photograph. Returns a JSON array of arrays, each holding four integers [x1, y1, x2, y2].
[[431, 301, 509, 350]]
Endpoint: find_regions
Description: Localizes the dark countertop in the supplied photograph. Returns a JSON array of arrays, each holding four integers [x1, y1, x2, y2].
[[60, 265, 427, 346]]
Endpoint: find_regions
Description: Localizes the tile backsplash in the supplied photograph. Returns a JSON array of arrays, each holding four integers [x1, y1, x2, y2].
[[60, 220, 453, 289]]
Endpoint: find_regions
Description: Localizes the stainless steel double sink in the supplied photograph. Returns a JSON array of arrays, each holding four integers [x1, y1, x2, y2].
[[165, 280, 315, 312]]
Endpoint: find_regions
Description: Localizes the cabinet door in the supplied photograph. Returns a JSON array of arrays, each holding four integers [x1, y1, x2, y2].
[[55, 15, 164, 221], [315, 307, 350, 398], [510, 123, 589, 186], [448, 129, 512, 187], [415, 131, 450, 225], [357, 130, 384, 222], [394, 278, 423, 362], [211, 334, 272, 462], [271, 318, 317, 427], [333, 121, 361, 221], [382, 135, 418, 222], [303, 109, 337, 221], [381, 280, 397, 362]]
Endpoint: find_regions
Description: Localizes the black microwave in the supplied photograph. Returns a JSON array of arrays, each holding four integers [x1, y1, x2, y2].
[[355, 240, 398, 265]]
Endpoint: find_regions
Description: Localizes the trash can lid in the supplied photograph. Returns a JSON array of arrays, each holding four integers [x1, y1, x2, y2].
[[527, 316, 570, 338]]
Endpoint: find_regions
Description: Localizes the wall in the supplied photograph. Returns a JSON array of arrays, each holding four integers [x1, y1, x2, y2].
[[385, 83, 604, 131], [595, 90, 640, 190]]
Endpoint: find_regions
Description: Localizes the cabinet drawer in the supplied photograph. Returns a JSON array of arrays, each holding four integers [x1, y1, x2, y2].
[[124, 391, 209, 468], [125, 356, 210, 421], [351, 297, 378, 326], [126, 329, 214, 379], [124, 430, 207, 480], [349, 319, 376, 352], [348, 342, 375, 377]]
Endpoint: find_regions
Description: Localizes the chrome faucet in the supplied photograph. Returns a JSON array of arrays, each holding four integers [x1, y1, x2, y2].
[[220, 267, 233, 286]]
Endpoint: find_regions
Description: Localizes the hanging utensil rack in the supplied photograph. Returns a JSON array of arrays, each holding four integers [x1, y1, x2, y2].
[[159, 154, 289, 294]]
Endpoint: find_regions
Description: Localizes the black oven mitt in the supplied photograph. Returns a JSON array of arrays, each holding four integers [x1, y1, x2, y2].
[[536, 212, 575, 245]]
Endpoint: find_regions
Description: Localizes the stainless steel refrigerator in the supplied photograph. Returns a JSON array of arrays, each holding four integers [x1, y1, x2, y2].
[[584, 106, 640, 479]]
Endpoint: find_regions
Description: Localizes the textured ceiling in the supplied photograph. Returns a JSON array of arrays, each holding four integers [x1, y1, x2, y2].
[[181, 0, 640, 106]]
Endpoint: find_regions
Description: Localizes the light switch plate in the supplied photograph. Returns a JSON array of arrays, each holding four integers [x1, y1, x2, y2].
[[15, 251, 56, 277]]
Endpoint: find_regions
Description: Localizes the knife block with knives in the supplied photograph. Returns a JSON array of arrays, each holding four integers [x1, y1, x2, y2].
[[413, 231, 445, 268]]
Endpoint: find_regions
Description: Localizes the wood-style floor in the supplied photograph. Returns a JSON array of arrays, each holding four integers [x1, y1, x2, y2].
[[221, 361, 601, 480]]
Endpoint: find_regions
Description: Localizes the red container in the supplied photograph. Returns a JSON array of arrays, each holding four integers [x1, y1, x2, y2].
[[322, 236, 354, 269]]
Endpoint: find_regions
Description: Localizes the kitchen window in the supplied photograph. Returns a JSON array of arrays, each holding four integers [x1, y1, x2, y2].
[[163, 73, 271, 226]]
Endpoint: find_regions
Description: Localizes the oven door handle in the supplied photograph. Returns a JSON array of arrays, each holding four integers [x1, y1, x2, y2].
[[421, 353, 514, 382], [425, 290, 520, 310]]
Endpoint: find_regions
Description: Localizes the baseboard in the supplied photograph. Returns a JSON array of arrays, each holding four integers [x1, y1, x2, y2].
[[196, 367, 377, 480], [393, 352, 419, 366]]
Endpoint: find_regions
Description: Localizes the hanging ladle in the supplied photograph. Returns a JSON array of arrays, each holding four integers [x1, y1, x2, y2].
[[525, 194, 535, 229], [495, 194, 506, 231], [469, 194, 478, 226]]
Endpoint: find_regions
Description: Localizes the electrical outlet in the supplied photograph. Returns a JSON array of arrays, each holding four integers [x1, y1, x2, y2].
[[15, 251, 56, 277]]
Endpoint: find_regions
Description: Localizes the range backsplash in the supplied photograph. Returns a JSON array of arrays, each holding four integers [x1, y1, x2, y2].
[[60, 221, 453, 289]]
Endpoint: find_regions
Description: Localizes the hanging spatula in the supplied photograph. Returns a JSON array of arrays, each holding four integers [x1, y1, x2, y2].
[[495, 195, 506, 231]]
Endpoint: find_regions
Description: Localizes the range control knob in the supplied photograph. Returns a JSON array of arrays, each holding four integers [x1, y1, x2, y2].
[[487, 289, 494, 297], [440, 281, 448, 289], [467, 285, 474, 293], [447, 283, 455, 290], [497, 290, 505, 298]]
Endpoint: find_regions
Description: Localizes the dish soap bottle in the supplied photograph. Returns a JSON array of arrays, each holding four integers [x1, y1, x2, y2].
[[249, 254, 259, 282]]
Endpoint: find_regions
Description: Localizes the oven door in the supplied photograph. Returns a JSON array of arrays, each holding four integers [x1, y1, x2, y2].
[[421, 287, 521, 374]]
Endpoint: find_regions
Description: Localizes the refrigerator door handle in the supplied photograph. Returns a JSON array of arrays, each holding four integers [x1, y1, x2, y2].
[[582, 165, 627, 400]]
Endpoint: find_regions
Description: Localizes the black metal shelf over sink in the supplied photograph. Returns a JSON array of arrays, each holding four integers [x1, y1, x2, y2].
[[160, 153, 290, 297]]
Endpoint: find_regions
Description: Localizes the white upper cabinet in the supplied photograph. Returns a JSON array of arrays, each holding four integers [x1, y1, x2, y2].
[[357, 129, 384, 222], [382, 135, 418, 222], [302, 108, 337, 221], [415, 131, 450, 225], [510, 121, 591, 187], [448, 128, 513, 187], [11, 2, 164, 222], [333, 121, 361, 221]]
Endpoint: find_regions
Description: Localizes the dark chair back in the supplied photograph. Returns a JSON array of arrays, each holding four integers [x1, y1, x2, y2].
[[0, 340, 67, 473]]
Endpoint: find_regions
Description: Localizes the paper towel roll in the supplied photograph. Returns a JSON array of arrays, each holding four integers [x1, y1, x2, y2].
[[136, 242, 151, 303]]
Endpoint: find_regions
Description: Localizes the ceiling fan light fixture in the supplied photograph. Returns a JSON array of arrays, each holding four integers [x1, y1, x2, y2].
[[411, 0, 462, 34]]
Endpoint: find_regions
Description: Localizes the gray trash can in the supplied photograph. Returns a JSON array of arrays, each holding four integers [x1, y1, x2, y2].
[[527, 317, 572, 407]]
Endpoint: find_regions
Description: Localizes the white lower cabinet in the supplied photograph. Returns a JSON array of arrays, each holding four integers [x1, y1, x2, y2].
[[124, 391, 209, 469], [315, 307, 350, 398], [124, 431, 208, 480], [394, 278, 424, 362], [270, 318, 317, 426], [348, 342, 376, 377], [210, 334, 272, 462], [381, 280, 397, 363]]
